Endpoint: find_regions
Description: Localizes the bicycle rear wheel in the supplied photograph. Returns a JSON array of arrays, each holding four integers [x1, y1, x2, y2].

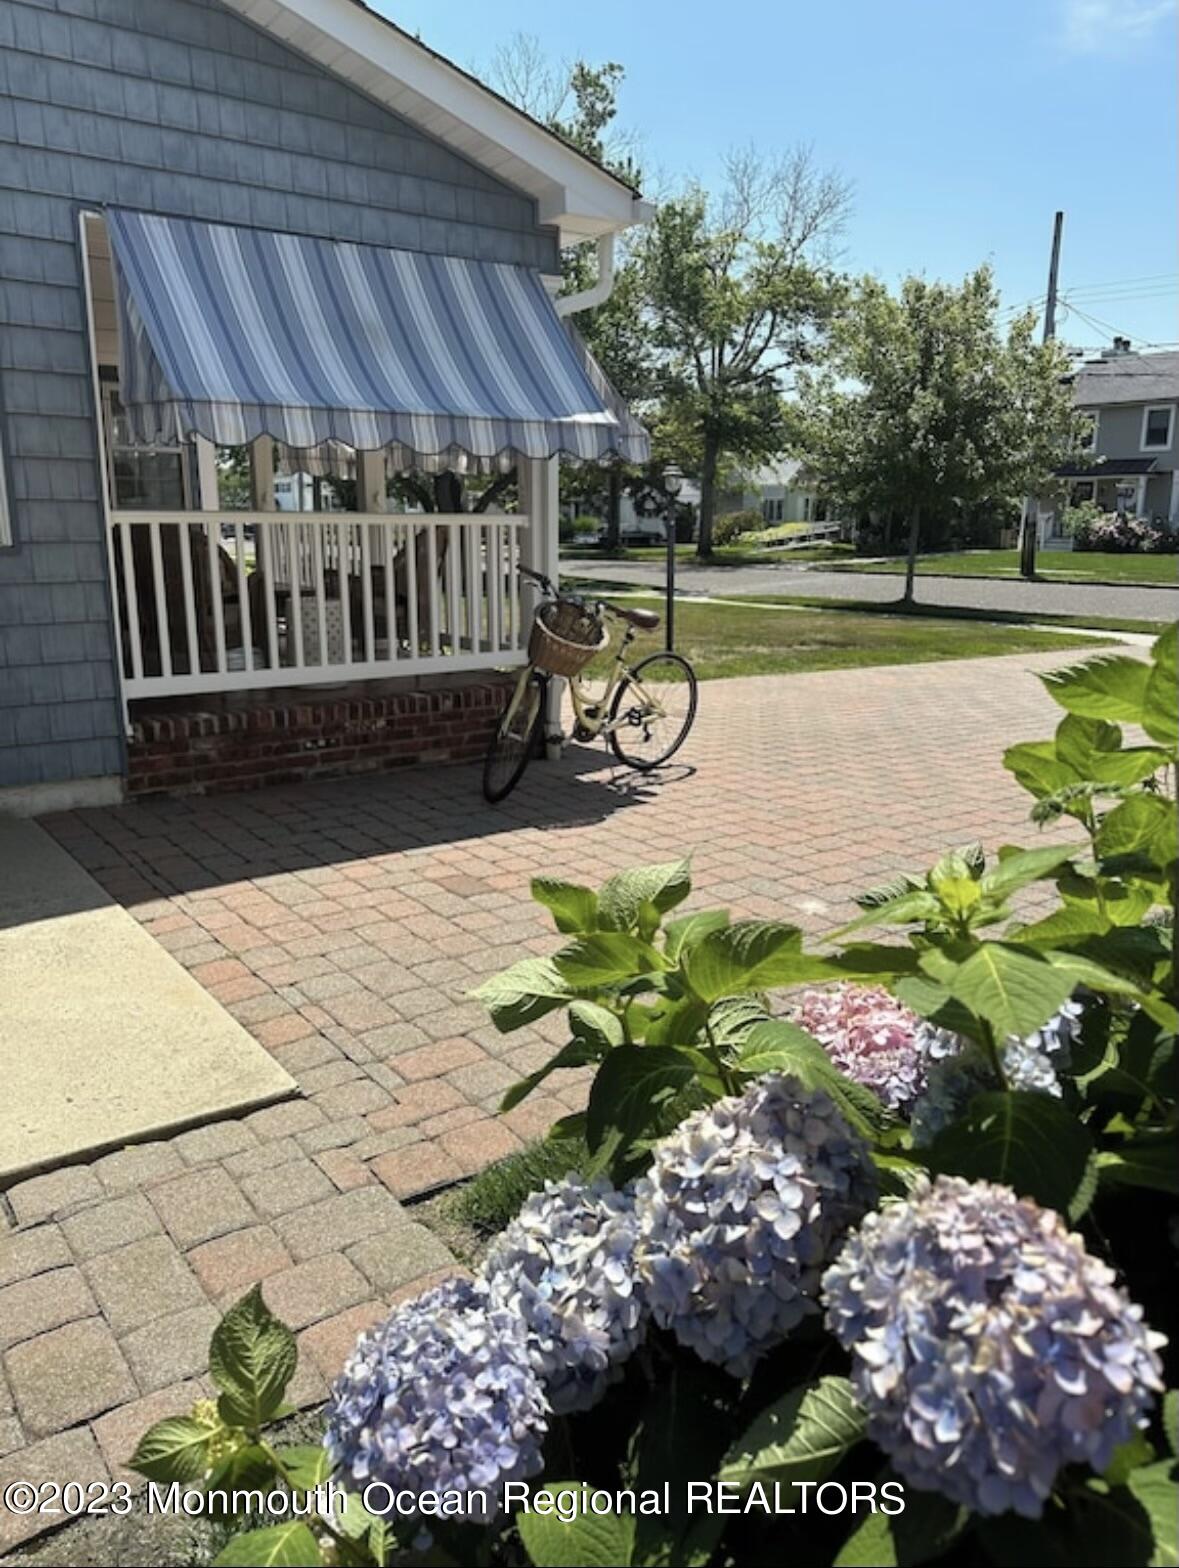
[[483, 672, 544, 802], [608, 652, 698, 770]]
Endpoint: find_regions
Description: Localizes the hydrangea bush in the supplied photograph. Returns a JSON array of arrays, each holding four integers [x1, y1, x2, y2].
[[132, 631, 1176, 1568], [322, 1277, 549, 1527], [484, 1176, 643, 1413], [635, 1076, 875, 1374], [823, 1174, 1167, 1518]]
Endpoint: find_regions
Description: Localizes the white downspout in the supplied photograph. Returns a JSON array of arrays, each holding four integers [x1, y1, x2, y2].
[[554, 234, 616, 317], [542, 227, 629, 752]]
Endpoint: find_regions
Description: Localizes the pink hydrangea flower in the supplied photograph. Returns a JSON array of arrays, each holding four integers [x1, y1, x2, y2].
[[790, 984, 926, 1112]]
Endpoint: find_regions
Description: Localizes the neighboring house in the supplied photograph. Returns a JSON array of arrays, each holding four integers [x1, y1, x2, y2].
[[724, 460, 831, 526], [1035, 342, 1179, 545], [617, 479, 701, 541], [272, 474, 343, 513], [0, 0, 649, 812]]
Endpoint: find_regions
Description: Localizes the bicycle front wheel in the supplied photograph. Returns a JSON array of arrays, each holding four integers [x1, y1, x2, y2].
[[608, 652, 698, 770], [483, 672, 544, 803]]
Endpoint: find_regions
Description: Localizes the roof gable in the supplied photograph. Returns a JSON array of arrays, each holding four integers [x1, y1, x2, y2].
[[218, 0, 650, 244]]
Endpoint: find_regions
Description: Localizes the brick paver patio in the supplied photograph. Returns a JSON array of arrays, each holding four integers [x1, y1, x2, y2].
[[0, 648, 1096, 1546]]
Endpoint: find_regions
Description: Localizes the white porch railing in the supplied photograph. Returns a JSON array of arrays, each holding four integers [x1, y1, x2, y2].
[[109, 510, 528, 701]]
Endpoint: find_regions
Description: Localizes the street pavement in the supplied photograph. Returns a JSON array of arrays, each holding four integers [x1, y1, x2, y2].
[[562, 557, 1179, 624]]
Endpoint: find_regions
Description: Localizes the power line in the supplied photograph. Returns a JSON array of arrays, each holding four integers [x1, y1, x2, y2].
[[1057, 271, 1178, 297], [1059, 298, 1176, 347]]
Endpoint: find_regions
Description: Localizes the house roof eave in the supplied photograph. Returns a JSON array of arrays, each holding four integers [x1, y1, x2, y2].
[[220, 0, 649, 246]]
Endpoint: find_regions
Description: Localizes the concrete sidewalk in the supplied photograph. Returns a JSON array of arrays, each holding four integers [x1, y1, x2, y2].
[[0, 818, 295, 1183]]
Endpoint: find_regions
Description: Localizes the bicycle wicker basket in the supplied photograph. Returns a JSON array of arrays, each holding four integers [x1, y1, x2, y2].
[[528, 598, 608, 678]]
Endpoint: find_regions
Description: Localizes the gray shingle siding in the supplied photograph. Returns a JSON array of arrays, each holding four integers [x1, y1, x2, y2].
[[0, 0, 559, 792]]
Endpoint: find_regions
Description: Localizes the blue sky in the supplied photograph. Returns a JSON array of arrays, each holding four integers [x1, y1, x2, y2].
[[376, 0, 1178, 351]]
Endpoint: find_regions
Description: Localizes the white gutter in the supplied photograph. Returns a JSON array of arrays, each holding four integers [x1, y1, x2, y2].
[[554, 234, 616, 317]]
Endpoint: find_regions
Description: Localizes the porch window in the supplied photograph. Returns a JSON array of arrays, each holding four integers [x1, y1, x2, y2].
[[104, 387, 191, 511], [1141, 405, 1174, 450]]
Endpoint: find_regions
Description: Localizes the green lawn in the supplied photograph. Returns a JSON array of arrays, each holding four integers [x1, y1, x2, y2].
[[831, 549, 1179, 585], [561, 541, 854, 567], [706, 593, 1167, 638], [579, 593, 1109, 682]]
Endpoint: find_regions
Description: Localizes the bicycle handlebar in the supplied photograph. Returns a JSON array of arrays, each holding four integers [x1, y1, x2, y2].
[[517, 565, 635, 624], [517, 564, 555, 595]]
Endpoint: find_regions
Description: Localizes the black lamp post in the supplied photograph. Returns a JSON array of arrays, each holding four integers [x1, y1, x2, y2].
[[662, 463, 683, 651]]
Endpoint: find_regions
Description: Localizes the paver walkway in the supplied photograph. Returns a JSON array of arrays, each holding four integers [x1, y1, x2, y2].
[[0, 649, 1094, 1547], [563, 556, 1179, 622]]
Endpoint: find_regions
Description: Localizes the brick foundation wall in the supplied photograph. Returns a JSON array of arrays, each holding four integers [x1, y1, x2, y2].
[[127, 676, 516, 796]]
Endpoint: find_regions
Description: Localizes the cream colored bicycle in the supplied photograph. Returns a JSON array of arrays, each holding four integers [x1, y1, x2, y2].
[[482, 566, 698, 802]]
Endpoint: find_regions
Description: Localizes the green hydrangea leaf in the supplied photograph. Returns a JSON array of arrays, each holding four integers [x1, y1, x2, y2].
[[945, 943, 1076, 1041], [532, 877, 600, 933], [585, 1045, 699, 1154], [553, 933, 668, 990], [211, 1523, 323, 1567], [719, 1377, 865, 1493], [926, 1091, 1094, 1219], [681, 921, 828, 1001], [129, 1416, 215, 1485], [208, 1286, 297, 1430], [663, 909, 730, 962], [472, 957, 572, 1033], [597, 859, 692, 932], [1040, 653, 1151, 724], [516, 1483, 635, 1567]]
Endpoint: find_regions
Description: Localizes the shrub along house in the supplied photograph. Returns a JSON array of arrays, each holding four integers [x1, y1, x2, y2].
[[0, 0, 649, 812]]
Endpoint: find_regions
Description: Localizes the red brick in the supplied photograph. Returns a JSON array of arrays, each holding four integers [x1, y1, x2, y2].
[[370, 1145, 463, 1200], [503, 1095, 569, 1143], [394, 1037, 487, 1083], [386, 1264, 468, 1308], [254, 1012, 317, 1049], [366, 1080, 464, 1130], [298, 1302, 386, 1381], [438, 1118, 524, 1176], [314, 1150, 374, 1191], [187, 1227, 291, 1298]]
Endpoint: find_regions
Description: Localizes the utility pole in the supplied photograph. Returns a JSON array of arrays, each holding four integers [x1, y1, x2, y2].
[[1042, 210, 1063, 344], [1021, 211, 1064, 579]]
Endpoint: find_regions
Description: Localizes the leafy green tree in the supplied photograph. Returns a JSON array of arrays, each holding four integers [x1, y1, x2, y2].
[[485, 34, 638, 181], [798, 267, 1081, 601], [633, 148, 848, 556], [485, 40, 648, 546]]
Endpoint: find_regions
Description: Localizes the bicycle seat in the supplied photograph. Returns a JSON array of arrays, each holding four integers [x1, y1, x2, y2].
[[613, 605, 661, 631]]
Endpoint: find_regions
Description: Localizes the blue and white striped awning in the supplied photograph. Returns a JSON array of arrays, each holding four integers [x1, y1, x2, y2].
[[106, 208, 648, 468]]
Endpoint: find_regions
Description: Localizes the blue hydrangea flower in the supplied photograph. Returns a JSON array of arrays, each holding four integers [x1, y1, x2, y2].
[[823, 1175, 1167, 1518], [484, 1176, 644, 1414], [323, 1276, 548, 1527], [634, 1074, 876, 1377], [908, 1040, 992, 1145], [909, 999, 1084, 1144]]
